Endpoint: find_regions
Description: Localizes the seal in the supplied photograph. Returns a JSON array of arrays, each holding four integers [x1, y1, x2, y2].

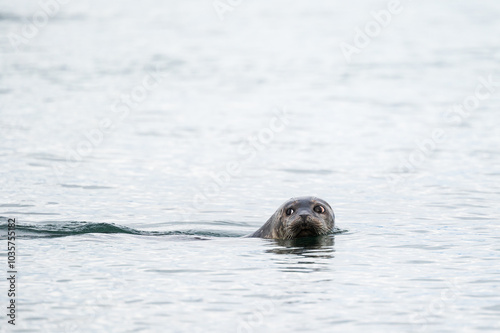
[[249, 196, 334, 239]]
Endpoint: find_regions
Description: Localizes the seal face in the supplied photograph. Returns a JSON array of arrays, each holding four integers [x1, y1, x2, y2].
[[250, 196, 335, 239]]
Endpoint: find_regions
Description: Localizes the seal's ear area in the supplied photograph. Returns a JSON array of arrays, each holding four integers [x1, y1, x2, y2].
[[325, 203, 334, 219], [276, 208, 288, 226], [278, 209, 287, 224], [267, 210, 278, 225], [275, 211, 288, 239], [321, 201, 334, 214]]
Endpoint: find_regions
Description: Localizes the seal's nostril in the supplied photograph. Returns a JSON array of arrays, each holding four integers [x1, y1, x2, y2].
[[299, 214, 309, 221]]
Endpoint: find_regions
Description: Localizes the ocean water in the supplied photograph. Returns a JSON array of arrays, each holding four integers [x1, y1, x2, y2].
[[1, 0, 500, 332]]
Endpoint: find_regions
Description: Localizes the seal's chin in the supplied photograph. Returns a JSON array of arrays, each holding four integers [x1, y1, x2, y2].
[[290, 222, 322, 238], [295, 228, 317, 237]]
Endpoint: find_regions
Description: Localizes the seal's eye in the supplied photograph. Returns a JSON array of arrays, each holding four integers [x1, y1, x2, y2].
[[314, 205, 325, 214], [285, 208, 294, 216]]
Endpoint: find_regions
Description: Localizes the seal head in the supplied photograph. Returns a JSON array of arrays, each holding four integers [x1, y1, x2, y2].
[[250, 196, 334, 239]]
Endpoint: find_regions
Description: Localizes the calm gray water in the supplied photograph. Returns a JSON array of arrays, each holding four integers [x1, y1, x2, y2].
[[1, 0, 500, 332]]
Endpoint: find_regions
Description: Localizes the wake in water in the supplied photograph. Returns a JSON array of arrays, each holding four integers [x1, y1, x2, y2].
[[0, 218, 244, 239]]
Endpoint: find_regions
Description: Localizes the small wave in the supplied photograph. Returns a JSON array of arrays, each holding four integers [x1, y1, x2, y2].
[[332, 227, 349, 234], [0, 220, 242, 239], [280, 168, 334, 175]]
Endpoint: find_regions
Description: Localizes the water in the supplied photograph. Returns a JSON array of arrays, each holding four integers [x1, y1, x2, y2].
[[1, 0, 500, 332]]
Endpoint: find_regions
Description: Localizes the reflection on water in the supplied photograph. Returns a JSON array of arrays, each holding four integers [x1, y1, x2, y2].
[[265, 235, 335, 273], [267, 235, 335, 258]]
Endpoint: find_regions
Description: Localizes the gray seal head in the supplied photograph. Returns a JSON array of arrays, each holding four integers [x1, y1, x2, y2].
[[249, 196, 335, 239]]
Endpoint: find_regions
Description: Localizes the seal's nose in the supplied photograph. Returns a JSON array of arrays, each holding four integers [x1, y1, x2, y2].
[[299, 214, 309, 222]]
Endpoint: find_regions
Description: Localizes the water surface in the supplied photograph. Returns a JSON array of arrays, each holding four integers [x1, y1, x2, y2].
[[1, 0, 500, 332]]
